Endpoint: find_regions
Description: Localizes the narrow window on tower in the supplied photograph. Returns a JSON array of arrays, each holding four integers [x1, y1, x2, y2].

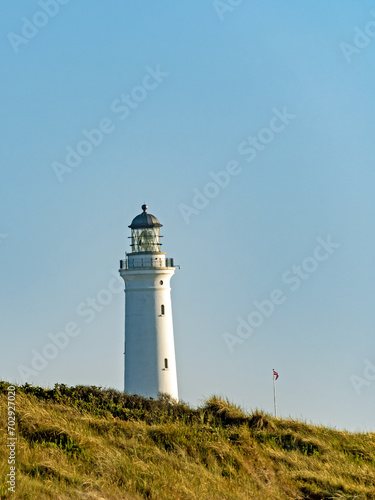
[[161, 304, 165, 316], [164, 358, 168, 369]]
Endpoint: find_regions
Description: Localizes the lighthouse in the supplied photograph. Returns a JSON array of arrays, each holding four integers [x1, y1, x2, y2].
[[119, 205, 179, 400]]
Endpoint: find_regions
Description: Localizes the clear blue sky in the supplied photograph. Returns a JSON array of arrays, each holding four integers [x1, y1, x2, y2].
[[1, 1, 375, 431]]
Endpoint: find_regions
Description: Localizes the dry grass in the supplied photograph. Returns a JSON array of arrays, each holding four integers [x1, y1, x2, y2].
[[0, 383, 374, 499]]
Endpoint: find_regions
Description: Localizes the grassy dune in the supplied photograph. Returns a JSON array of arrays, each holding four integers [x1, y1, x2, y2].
[[1, 383, 374, 499]]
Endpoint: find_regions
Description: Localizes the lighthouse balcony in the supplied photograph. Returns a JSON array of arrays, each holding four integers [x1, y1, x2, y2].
[[120, 257, 174, 270]]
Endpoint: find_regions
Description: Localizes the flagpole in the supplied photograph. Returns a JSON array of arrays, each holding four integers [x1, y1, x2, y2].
[[273, 371, 277, 418]]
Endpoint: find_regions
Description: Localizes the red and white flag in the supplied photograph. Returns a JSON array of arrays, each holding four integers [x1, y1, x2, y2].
[[273, 369, 279, 380]]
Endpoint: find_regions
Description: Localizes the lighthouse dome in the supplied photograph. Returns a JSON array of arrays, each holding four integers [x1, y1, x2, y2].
[[129, 204, 162, 229]]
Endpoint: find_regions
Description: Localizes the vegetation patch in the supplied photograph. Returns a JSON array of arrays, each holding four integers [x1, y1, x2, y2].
[[17, 417, 85, 458], [340, 446, 375, 466], [255, 431, 323, 456], [1, 383, 374, 500]]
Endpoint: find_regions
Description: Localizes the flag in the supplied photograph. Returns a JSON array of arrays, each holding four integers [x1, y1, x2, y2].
[[273, 369, 279, 380]]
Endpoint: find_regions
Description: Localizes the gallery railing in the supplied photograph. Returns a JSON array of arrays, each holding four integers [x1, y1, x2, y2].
[[120, 257, 174, 270]]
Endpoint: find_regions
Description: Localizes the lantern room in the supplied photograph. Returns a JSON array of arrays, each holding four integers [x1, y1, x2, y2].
[[129, 204, 162, 253]]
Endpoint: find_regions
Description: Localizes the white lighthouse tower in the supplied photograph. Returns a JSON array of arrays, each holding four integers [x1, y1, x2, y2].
[[119, 205, 178, 400]]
